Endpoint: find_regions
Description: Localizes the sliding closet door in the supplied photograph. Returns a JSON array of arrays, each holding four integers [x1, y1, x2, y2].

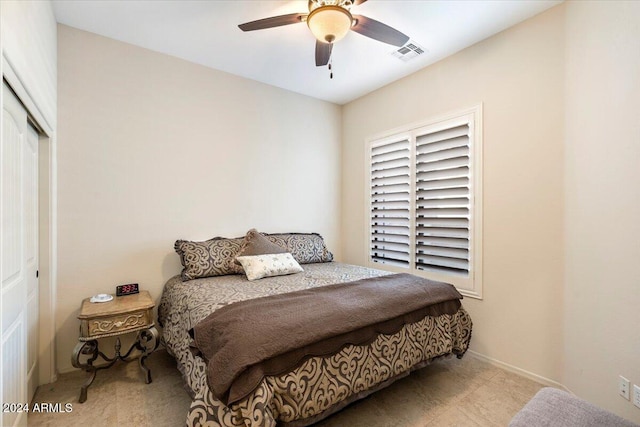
[[2, 81, 35, 427], [25, 123, 39, 402]]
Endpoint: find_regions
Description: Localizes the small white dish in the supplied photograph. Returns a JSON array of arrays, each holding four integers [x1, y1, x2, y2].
[[90, 293, 113, 303]]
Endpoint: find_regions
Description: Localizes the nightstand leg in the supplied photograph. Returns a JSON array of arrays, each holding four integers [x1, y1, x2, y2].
[[139, 353, 152, 384], [79, 368, 97, 403], [137, 326, 159, 384], [71, 340, 99, 403]]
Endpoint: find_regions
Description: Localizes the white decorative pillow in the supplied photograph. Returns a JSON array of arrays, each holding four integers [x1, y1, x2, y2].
[[236, 253, 303, 281]]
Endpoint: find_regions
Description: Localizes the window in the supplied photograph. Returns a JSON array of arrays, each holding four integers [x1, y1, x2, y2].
[[370, 137, 411, 268], [368, 106, 482, 298]]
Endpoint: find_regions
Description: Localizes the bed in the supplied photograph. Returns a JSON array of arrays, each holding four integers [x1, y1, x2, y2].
[[158, 231, 472, 427]]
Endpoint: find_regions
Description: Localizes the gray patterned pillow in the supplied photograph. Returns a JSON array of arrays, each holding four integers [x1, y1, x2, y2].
[[263, 233, 333, 264], [174, 237, 245, 281], [235, 229, 287, 261]]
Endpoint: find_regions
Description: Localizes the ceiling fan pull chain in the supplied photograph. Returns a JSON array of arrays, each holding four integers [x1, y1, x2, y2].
[[329, 60, 333, 79]]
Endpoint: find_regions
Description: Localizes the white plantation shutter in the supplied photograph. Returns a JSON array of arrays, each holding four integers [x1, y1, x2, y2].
[[415, 122, 471, 276], [370, 138, 411, 267], [367, 106, 482, 298]]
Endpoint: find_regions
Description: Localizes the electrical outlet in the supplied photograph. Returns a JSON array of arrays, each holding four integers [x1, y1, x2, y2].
[[633, 385, 640, 408], [620, 376, 630, 400]]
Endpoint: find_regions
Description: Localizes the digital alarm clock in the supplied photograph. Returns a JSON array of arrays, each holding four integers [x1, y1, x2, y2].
[[116, 283, 139, 296]]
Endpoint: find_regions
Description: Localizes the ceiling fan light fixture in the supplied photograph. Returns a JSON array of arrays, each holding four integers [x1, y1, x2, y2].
[[307, 6, 353, 44]]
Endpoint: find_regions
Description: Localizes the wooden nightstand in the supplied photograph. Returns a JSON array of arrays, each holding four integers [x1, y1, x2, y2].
[[71, 290, 159, 403]]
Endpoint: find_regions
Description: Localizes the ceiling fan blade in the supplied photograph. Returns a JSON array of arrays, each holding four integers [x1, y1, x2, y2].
[[315, 41, 333, 66], [353, 0, 368, 5], [351, 15, 410, 47], [238, 13, 306, 31]]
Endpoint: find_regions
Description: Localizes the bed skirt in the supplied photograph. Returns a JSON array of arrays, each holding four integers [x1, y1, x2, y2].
[[181, 306, 472, 427]]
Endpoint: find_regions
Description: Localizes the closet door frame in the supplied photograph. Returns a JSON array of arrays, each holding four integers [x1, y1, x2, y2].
[[2, 56, 58, 387]]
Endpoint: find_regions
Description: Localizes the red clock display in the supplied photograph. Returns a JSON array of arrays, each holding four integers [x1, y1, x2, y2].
[[116, 283, 139, 296]]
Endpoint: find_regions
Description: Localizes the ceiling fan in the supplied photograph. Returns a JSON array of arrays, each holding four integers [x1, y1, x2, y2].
[[238, 0, 410, 67]]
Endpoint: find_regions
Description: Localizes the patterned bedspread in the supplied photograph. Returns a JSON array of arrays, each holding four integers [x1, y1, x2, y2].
[[158, 262, 472, 427]]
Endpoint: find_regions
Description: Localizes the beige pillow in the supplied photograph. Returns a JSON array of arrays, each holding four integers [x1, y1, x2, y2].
[[236, 253, 303, 281]]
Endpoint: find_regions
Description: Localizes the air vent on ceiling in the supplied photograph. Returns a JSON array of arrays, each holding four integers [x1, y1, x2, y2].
[[391, 41, 427, 62]]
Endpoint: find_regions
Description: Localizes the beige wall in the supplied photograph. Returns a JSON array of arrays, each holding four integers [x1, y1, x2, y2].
[[342, 6, 566, 383], [56, 25, 342, 373], [564, 1, 640, 423], [343, 1, 640, 422]]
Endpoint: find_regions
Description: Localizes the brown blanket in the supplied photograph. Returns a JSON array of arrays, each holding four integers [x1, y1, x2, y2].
[[191, 273, 463, 405]]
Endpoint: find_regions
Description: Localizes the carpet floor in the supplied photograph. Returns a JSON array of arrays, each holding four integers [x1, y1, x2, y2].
[[27, 348, 545, 426]]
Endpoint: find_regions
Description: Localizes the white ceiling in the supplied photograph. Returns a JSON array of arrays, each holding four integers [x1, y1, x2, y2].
[[52, 0, 561, 105]]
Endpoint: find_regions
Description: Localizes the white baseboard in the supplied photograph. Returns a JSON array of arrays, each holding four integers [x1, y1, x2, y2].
[[467, 350, 571, 393]]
